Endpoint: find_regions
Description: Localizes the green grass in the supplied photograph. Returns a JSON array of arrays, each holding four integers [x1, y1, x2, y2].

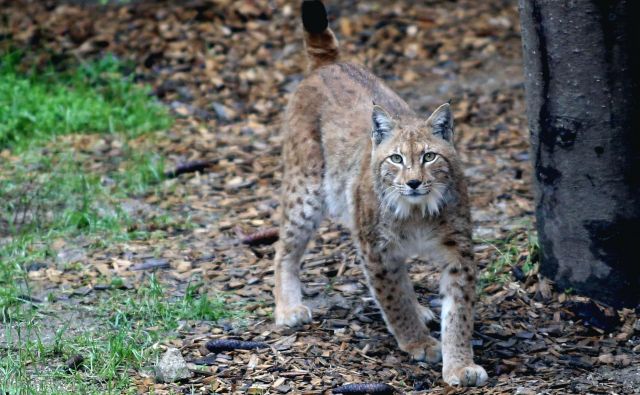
[[2, 152, 123, 234], [0, 53, 174, 322], [477, 227, 540, 291], [113, 149, 166, 195], [0, 147, 170, 321], [112, 276, 234, 331], [0, 52, 236, 394], [0, 53, 172, 150], [1, 276, 237, 394]]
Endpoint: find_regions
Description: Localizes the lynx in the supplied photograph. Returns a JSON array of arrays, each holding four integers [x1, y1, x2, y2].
[[272, 0, 488, 386]]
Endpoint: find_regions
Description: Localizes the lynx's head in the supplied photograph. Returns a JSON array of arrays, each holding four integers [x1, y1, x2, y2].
[[370, 103, 457, 219]]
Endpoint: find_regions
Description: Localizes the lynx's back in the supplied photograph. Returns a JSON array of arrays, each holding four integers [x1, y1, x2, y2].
[[285, 62, 414, 224]]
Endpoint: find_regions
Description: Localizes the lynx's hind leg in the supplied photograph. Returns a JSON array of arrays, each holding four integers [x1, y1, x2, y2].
[[273, 168, 324, 327], [273, 110, 325, 327]]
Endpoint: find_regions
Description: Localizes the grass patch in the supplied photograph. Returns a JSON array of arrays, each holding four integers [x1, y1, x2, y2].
[[1, 152, 124, 234], [111, 276, 234, 331], [0, 53, 174, 322], [0, 52, 172, 150], [1, 276, 237, 394], [0, 145, 185, 322], [0, 51, 228, 394], [112, 149, 166, 196], [477, 228, 539, 291], [0, 151, 129, 314]]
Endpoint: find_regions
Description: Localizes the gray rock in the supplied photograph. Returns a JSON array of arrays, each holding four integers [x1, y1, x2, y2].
[[155, 348, 192, 383]]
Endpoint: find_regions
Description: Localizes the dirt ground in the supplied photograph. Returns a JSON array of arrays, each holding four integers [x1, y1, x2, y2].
[[1, 0, 639, 393]]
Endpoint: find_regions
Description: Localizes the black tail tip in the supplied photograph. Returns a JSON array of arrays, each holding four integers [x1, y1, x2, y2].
[[302, 0, 328, 34]]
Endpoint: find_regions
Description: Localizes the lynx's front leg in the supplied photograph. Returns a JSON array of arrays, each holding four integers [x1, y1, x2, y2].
[[439, 233, 488, 386], [361, 247, 441, 363]]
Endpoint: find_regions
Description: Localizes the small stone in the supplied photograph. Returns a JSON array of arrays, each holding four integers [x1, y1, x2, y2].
[[597, 353, 614, 365], [155, 348, 192, 383], [212, 102, 234, 121], [175, 260, 192, 273], [514, 387, 536, 395], [614, 354, 632, 367]]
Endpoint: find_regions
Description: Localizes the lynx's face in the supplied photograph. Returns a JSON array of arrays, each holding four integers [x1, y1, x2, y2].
[[371, 103, 455, 218]]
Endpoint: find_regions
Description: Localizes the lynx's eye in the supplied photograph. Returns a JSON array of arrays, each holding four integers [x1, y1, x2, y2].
[[423, 152, 437, 163], [390, 154, 403, 164]]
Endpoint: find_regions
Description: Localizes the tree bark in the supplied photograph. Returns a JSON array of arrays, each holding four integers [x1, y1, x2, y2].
[[518, 0, 640, 308]]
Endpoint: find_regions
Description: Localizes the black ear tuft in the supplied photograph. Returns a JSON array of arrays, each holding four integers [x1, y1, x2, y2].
[[302, 0, 328, 34], [427, 103, 454, 142]]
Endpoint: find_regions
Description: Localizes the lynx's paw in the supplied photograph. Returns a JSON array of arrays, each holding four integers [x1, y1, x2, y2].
[[443, 363, 488, 387], [275, 304, 312, 327], [416, 304, 436, 323], [400, 336, 442, 363]]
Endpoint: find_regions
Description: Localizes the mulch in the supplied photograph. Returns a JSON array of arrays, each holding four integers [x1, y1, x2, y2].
[[1, 0, 638, 393]]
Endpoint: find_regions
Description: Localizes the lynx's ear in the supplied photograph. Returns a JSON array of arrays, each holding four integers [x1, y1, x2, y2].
[[426, 103, 453, 142], [372, 105, 395, 145]]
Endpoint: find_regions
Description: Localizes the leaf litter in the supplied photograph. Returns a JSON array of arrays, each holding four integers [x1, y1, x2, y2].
[[1, 0, 639, 393]]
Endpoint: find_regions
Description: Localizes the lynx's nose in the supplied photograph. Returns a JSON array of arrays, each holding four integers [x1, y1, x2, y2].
[[406, 179, 422, 189]]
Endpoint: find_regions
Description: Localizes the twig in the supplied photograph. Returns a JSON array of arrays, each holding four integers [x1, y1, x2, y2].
[[189, 368, 214, 376], [205, 339, 268, 353], [191, 354, 217, 366], [164, 159, 218, 178], [332, 383, 397, 394], [337, 254, 350, 276], [238, 227, 279, 246], [130, 258, 170, 271]]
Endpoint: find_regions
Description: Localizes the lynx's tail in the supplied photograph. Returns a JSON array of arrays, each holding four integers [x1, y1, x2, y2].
[[301, 0, 340, 70]]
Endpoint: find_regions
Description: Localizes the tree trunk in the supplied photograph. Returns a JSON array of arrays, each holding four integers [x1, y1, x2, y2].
[[518, 0, 640, 308]]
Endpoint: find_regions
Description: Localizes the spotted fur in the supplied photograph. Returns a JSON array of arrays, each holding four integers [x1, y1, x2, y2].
[[272, 0, 488, 387]]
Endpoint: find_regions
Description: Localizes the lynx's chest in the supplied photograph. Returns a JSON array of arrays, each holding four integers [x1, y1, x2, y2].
[[381, 221, 443, 258]]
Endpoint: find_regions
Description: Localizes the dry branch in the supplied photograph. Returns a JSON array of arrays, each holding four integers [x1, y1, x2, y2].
[[205, 339, 268, 353]]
